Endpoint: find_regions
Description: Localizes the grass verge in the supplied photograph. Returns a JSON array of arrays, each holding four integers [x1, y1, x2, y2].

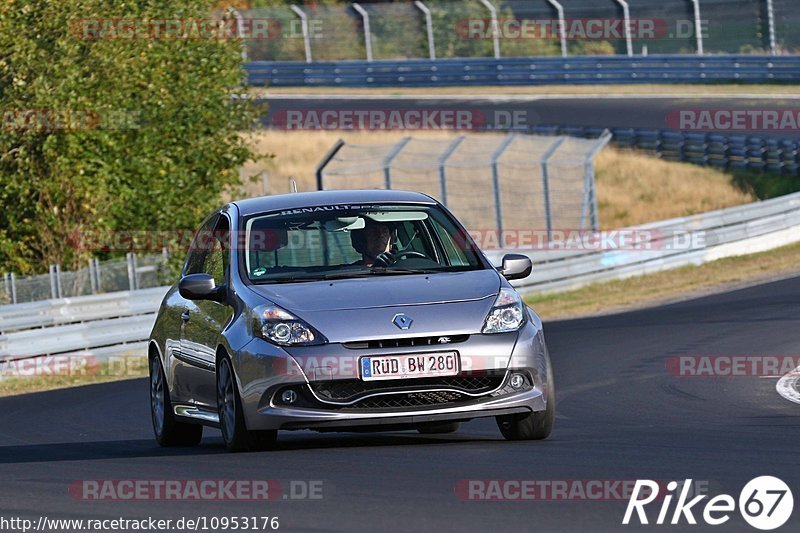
[[526, 240, 800, 320]]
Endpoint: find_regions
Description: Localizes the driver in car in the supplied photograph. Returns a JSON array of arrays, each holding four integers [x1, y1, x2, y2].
[[350, 221, 393, 266]]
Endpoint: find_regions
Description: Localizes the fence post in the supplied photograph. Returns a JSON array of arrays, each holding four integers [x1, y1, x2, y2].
[[352, 3, 373, 62], [382, 136, 412, 190], [126, 253, 137, 291], [766, 0, 777, 55], [689, 0, 704, 55], [479, 0, 501, 59], [490, 134, 517, 236], [614, 0, 633, 57], [546, 0, 568, 58], [315, 139, 346, 191], [437, 136, 466, 206], [582, 130, 613, 230], [2, 272, 8, 304], [232, 10, 248, 62], [10, 272, 16, 304], [55, 264, 63, 298], [290, 5, 313, 63], [89, 259, 98, 294], [49, 264, 58, 299], [414, 1, 436, 60], [540, 137, 567, 239], [93, 258, 102, 293]]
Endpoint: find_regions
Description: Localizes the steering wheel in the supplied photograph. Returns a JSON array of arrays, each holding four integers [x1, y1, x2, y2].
[[373, 250, 431, 267]]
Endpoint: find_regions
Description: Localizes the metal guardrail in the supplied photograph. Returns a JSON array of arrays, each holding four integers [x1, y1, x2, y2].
[[526, 125, 800, 175], [0, 287, 168, 335], [487, 190, 800, 295], [246, 55, 800, 87]]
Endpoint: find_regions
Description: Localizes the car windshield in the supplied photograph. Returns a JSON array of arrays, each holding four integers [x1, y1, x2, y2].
[[242, 203, 484, 282]]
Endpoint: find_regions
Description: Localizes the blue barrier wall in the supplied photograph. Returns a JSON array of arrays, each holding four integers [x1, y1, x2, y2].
[[527, 125, 799, 175], [246, 55, 800, 87]]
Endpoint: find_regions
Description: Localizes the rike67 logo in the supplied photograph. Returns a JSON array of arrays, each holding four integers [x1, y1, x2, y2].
[[623, 477, 793, 530]]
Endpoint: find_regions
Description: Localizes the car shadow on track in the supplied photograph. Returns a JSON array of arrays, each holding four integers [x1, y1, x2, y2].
[[0, 431, 510, 464]]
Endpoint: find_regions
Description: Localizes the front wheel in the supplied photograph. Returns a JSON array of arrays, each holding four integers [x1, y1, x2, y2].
[[150, 355, 203, 447], [217, 356, 277, 452], [496, 356, 555, 441]]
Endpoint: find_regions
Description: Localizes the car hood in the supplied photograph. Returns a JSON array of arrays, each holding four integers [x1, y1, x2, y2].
[[247, 269, 501, 312]]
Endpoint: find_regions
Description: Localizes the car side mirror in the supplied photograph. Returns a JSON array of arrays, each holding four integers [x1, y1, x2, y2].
[[179, 273, 226, 302], [498, 254, 532, 281]]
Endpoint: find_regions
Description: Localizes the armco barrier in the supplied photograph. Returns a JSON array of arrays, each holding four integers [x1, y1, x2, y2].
[[485, 191, 800, 295], [246, 55, 800, 87]]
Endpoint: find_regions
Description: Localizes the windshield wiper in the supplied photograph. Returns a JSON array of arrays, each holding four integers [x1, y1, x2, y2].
[[368, 267, 439, 275]]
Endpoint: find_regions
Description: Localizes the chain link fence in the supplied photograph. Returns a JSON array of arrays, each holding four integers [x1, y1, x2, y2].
[[1, 253, 171, 305], [245, 0, 794, 62], [317, 132, 610, 235]]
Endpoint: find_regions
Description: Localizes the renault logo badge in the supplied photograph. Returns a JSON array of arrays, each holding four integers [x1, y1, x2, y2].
[[392, 313, 413, 330]]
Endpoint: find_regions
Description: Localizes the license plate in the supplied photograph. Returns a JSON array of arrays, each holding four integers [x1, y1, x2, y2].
[[360, 352, 459, 381]]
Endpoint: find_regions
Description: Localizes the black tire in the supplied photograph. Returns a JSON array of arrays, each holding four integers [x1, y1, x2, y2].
[[496, 355, 555, 441], [150, 355, 203, 447], [217, 356, 277, 452], [416, 421, 461, 434]]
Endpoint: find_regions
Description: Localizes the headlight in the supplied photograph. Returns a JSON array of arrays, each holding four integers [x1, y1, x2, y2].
[[251, 305, 326, 346], [482, 288, 526, 334]]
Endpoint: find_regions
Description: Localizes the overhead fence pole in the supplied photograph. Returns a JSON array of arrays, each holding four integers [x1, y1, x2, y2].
[[291, 5, 313, 63], [382, 137, 412, 189], [690, 0, 704, 55], [414, 1, 436, 60], [479, 0, 501, 59], [49, 265, 58, 300], [583, 131, 613, 230], [545, 0, 568, 58], [352, 3, 373, 62], [614, 0, 633, 57], [10, 273, 16, 304], [437, 136, 466, 206], [765, 0, 777, 55], [490, 134, 517, 235], [316, 139, 345, 190], [540, 137, 566, 239], [233, 10, 247, 62]]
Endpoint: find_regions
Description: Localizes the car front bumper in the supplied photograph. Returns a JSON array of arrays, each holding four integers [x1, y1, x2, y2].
[[233, 316, 550, 432]]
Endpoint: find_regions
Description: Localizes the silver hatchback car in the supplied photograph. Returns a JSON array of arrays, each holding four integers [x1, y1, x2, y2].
[[148, 190, 554, 451]]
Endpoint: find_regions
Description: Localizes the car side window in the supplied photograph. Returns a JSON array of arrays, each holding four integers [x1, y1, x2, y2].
[[184, 215, 219, 276], [203, 216, 229, 287]]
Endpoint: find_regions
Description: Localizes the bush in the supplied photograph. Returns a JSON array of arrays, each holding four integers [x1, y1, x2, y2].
[[0, 0, 260, 274]]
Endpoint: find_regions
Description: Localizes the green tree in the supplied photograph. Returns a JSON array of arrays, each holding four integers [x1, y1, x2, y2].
[[0, 0, 261, 274]]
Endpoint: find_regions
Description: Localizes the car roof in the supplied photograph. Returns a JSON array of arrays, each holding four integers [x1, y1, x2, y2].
[[231, 189, 438, 217]]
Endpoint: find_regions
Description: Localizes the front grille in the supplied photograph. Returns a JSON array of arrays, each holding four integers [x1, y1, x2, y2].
[[343, 390, 465, 410], [343, 335, 469, 350], [310, 372, 505, 403]]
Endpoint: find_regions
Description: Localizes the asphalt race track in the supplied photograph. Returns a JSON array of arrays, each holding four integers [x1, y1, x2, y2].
[[260, 94, 800, 141], [1, 275, 799, 531]]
